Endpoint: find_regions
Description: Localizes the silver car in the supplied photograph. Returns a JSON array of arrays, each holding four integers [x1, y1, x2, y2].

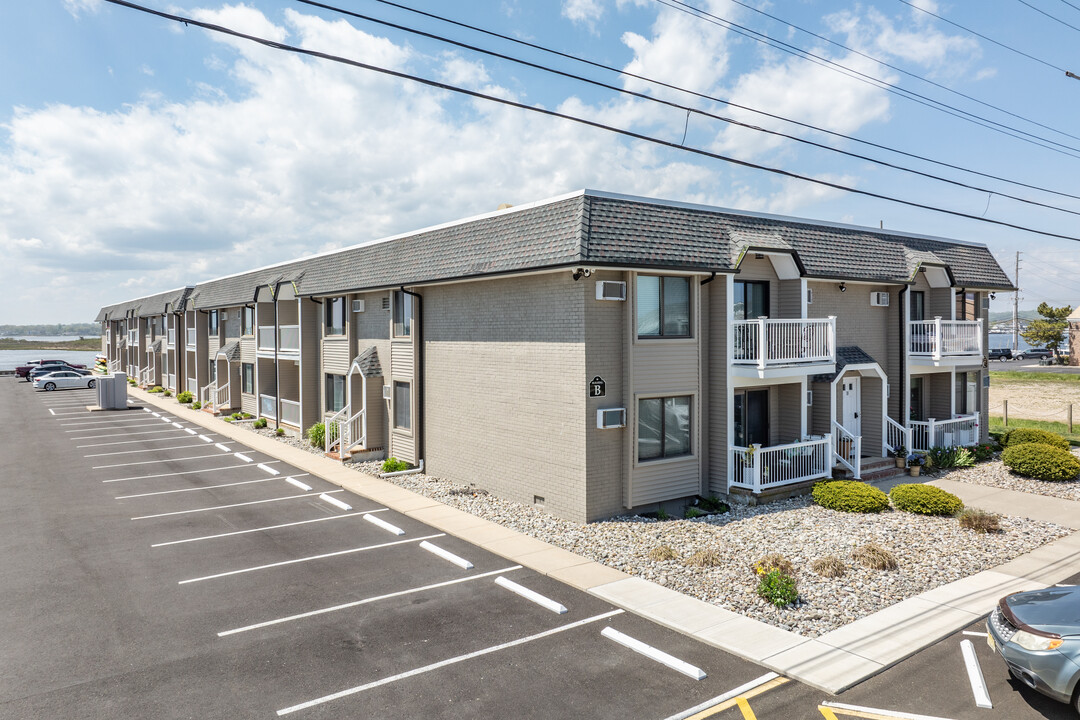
[[32, 370, 97, 391], [987, 585, 1080, 714]]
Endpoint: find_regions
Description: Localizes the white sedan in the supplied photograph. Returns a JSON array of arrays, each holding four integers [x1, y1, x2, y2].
[[33, 370, 97, 391]]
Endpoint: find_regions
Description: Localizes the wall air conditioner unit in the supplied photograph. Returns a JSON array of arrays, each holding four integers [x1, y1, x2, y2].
[[220, 311, 227, 321], [352, 299, 365, 313], [870, 292, 890, 307], [981, 297, 990, 310], [382, 296, 390, 310], [595, 280, 627, 301], [806, 288, 813, 305], [382, 385, 392, 400], [596, 408, 626, 429]]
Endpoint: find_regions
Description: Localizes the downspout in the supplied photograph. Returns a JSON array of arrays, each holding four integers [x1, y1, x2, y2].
[[273, 295, 280, 431], [400, 286, 424, 466], [898, 285, 908, 429], [700, 271, 717, 286]]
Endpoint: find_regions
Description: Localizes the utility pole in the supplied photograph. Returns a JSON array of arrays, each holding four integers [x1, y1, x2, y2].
[[1013, 251, 1021, 353]]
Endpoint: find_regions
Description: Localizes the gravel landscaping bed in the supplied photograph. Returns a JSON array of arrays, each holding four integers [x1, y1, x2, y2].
[[945, 458, 1080, 502], [227, 423, 1072, 638]]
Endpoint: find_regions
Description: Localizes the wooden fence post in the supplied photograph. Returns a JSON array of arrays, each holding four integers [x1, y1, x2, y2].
[[1070, 404, 1074, 434], [1003, 399, 1008, 427]]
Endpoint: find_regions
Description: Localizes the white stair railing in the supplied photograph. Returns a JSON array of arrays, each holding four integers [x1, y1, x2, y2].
[[885, 416, 911, 457], [200, 382, 215, 408], [344, 408, 366, 452], [831, 421, 862, 479], [215, 382, 229, 410], [325, 404, 349, 454]]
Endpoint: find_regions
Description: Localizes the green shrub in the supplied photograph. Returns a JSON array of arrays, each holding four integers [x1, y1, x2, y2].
[[889, 484, 964, 516], [176, 391, 193, 404], [223, 417, 234, 423], [972, 442, 998, 462], [811, 480, 889, 513], [751, 553, 795, 577], [307, 422, 326, 448], [381, 456, 409, 473], [148, 386, 164, 393], [1003, 428, 1070, 451], [253, 418, 267, 429], [275, 428, 285, 436], [1002, 442, 1080, 481], [241, 412, 253, 419], [697, 496, 730, 514], [191, 401, 201, 410], [162, 390, 171, 397], [958, 508, 1002, 533], [926, 446, 975, 469], [684, 507, 704, 519], [757, 570, 798, 607], [230, 413, 242, 420]]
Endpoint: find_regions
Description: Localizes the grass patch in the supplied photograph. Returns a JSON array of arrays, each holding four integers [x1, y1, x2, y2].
[[989, 416, 1080, 446], [989, 370, 1080, 384]]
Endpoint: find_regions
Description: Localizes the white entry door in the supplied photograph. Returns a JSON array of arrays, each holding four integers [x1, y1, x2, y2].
[[841, 377, 861, 436]]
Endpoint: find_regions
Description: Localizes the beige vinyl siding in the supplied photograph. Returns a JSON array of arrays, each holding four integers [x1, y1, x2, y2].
[[240, 336, 255, 363], [364, 375, 386, 450], [585, 271, 627, 520], [390, 341, 414, 378], [631, 459, 699, 506], [776, 382, 803, 443], [861, 375, 883, 454], [706, 278, 728, 496], [778, 280, 801, 318], [423, 273, 587, 522], [927, 371, 952, 420], [299, 299, 322, 431], [323, 338, 350, 374], [389, 338, 416, 464], [241, 393, 257, 415], [810, 381, 831, 436]]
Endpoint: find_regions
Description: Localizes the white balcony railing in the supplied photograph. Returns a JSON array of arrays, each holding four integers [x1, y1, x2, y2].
[[279, 325, 300, 354], [731, 435, 832, 491], [166, 373, 175, 390], [260, 393, 276, 419], [186, 377, 197, 393], [168, 328, 176, 346], [257, 326, 276, 352], [909, 318, 983, 359], [732, 317, 836, 368], [280, 398, 301, 427], [910, 413, 980, 451], [185, 328, 196, 349]]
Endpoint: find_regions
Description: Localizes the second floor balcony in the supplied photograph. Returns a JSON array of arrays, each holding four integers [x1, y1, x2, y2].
[[732, 317, 836, 378], [909, 318, 983, 365], [257, 325, 300, 357]]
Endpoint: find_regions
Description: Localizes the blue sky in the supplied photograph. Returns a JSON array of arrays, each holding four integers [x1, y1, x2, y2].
[[4, 0, 1080, 322]]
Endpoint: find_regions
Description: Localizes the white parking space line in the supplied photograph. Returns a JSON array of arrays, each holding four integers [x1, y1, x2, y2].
[[494, 576, 567, 614], [419, 541, 474, 569], [60, 417, 151, 426], [234, 452, 253, 462], [151, 509, 388, 547], [131, 489, 345, 519], [78, 436, 227, 449], [960, 631, 985, 637], [114, 474, 310, 499], [960, 639, 993, 709], [84, 443, 217, 457], [65, 422, 159, 433], [144, 408, 152, 412], [92, 452, 228, 469], [275, 609, 623, 716], [215, 443, 231, 452], [160, 417, 172, 423], [72, 429, 189, 440], [219, 566, 523, 637], [185, 428, 197, 435], [285, 478, 313, 491], [601, 627, 706, 680], [257, 463, 280, 476], [663, 673, 780, 720], [104, 461, 280, 484], [152, 412, 160, 417], [363, 514, 404, 536], [178, 533, 445, 585], [319, 493, 352, 511], [48, 408, 55, 415], [172, 422, 184, 429], [199, 435, 213, 442], [820, 703, 955, 720]]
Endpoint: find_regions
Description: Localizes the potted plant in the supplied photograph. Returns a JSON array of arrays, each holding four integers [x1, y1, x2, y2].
[[892, 444, 907, 469], [907, 453, 926, 477]]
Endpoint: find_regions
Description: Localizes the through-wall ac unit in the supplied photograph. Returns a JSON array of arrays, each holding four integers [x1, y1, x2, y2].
[[596, 408, 626, 429], [220, 311, 227, 320], [806, 288, 813, 305], [352, 299, 365, 313], [382, 385, 392, 400], [595, 280, 626, 301], [870, 292, 890, 307], [382, 296, 391, 310], [981, 297, 990, 310]]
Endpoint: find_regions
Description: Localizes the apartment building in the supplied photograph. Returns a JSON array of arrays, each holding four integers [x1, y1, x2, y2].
[[96, 190, 1012, 522]]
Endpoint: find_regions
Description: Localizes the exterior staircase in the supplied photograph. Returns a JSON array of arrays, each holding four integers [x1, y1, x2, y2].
[[833, 456, 909, 483]]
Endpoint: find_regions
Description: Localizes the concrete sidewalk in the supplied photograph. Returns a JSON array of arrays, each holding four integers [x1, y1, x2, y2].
[[123, 388, 1080, 694]]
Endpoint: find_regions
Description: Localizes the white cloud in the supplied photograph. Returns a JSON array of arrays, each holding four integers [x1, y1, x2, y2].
[[562, 0, 605, 28], [62, 0, 103, 17]]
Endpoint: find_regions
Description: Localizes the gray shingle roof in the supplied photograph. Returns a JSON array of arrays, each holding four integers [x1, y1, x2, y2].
[[351, 346, 383, 377], [97, 190, 1014, 319], [148, 338, 163, 353], [812, 346, 879, 383], [216, 339, 241, 362], [96, 287, 193, 322]]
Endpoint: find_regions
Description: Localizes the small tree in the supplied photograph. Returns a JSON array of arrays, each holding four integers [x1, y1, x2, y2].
[[1021, 302, 1071, 356]]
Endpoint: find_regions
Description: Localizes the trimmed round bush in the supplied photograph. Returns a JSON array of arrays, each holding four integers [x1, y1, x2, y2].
[[1001, 442, 1080, 481], [1003, 428, 1070, 451], [811, 480, 889, 513], [889, 484, 964, 516], [176, 390, 193, 404]]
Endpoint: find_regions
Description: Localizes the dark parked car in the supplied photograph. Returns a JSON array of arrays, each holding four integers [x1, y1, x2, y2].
[[989, 348, 1013, 361], [28, 364, 91, 380], [1015, 348, 1054, 361], [987, 585, 1080, 714], [15, 359, 87, 380]]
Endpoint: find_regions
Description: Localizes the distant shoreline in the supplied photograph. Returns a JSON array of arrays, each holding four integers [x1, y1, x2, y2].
[[0, 338, 102, 351]]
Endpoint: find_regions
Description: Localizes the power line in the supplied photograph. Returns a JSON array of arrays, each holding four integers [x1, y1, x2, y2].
[[300, 0, 1080, 219], [100, 0, 1080, 243], [717, 0, 1080, 145], [660, 0, 1080, 158], [1016, 0, 1080, 33], [1058, 0, 1080, 13], [896, 0, 1069, 73], [358, 0, 1080, 202]]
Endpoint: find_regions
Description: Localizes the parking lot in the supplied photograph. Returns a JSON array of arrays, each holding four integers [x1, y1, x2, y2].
[[2, 380, 1078, 719]]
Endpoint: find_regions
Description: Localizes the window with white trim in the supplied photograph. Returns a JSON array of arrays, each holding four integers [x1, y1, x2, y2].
[[637, 396, 692, 461], [393, 381, 411, 430], [636, 276, 690, 338]]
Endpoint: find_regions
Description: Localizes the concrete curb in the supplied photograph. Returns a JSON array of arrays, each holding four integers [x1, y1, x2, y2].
[[124, 387, 1080, 694]]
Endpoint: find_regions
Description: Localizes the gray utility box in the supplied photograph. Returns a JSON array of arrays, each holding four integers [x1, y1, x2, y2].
[[96, 373, 129, 410]]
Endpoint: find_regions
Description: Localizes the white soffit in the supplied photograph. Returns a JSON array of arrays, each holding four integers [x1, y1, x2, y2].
[[767, 254, 800, 280], [924, 266, 951, 288]]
